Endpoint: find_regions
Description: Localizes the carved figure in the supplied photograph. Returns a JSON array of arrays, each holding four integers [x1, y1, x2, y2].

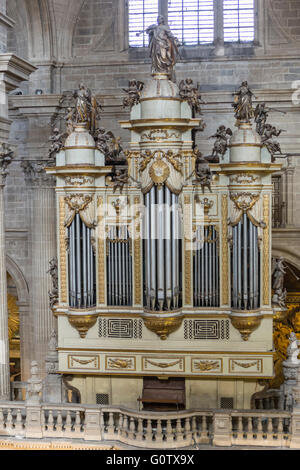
[[123, 79, 144, 109], [254, 103, 269, 135], [210, 125, 232, 161], [95, 128, 126, 165], [47, 257, 58, 309], [179, 78, 205, 115], [48, 128, 65, 160], [65, 107, 75, 135], [193, 148, 212, 193], [146, 15, 179, 76], [261, 123, 283, 159], [0, 143, 14, 176], [73, 83, 102, 133], [232, 81, 255, 122], [111, 168, 130, 194], [272, 257, 287, 308]]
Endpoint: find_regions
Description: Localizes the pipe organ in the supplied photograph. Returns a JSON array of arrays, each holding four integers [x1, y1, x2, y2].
[[46, 70, 282, 408]]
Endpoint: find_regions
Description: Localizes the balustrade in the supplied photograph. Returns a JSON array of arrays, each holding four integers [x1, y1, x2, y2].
[[0, 403, 294, 448]]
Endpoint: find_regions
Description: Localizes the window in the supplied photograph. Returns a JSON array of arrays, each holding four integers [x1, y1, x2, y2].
[[168, 0, 215, 45], [223, 0, 255, 42], [128, 0, 159, 47], [128, 0, 256, 47]]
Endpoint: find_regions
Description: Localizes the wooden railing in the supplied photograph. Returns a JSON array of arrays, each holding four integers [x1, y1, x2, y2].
[[0, 402, 294, 449]]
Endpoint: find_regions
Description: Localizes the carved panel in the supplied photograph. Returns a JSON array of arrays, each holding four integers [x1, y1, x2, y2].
[[68, 355, 100, 370], [229, 358, 263, 374], [142, 356, 185, 373], [184, 320, 230, 340], [98, 318, 143, 339], [105, 356, 136, 371], [191, 358, 223, 373]]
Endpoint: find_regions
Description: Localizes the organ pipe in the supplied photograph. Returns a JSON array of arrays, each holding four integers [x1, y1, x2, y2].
[[68, 215, 96, 309], [231, 214, 260, 310], [106, 225, 132, 306], [193, 226, 220, 308]]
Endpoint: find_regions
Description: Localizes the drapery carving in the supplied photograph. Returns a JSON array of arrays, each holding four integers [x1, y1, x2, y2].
[[228, 192, 266, 229], [64, 194, 97, 229], [140, 150, 183, 195]]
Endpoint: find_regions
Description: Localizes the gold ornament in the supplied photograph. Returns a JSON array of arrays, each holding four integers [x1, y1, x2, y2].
[[68, 314, 98, 338], [143, 314, 183, 340], [230, 315, 262, 341], [149, 159, 170, 186]]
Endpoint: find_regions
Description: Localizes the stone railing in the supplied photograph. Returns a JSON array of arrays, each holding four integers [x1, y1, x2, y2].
[[0, 402, 296, 448]]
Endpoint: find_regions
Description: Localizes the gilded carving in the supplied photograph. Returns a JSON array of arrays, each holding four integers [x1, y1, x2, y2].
[[69, 356, 99, 367], [145, 359, 182, 369], [59, 196, 67, 303], [184, 194, 192, 305], [68, 314, 98, 338], [229, 173, 258, 185], [263, 194, 270, 305], [149, 159, 170, 186], [143, 314, 183, 340], [134, 196, 142, 305], [97, 196, 105, 304], [221, 194, 229, 305], [231, 360, 260, 369], [107, 358, 133, 369], [193, 360, 220, 372], [64, 194, 93, 213], [230, 315, 262, 341], [230, 192, 260, 212], [64, 176, 94, 186], [141, 129, 180, 141]]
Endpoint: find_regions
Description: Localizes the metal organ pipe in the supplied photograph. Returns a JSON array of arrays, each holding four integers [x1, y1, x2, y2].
[[68, 215, 96, 309], [231, 214, 260, 311], [143, 186, 182, 312], [106, 224, 132, 306], [193, 226, 220, 308]]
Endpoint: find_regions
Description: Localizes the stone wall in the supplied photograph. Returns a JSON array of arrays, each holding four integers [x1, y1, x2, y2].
[[4, 0, 300, 380]]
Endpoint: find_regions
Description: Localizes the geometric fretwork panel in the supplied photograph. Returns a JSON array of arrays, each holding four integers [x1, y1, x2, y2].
[[98, 318, 143, 339], [184, 320, 230, 340]]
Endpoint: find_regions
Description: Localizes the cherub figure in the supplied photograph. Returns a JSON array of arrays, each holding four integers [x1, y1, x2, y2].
[[65, 107, 75, 135], [111, 168, 129, 194], [210, 125, 232, 161], [193, 147, 212, 193], [261, 123, 283, 159], [254, 103, 269, 136], [123, 80, 144, 109], [0, 143, 14, 174], [179, 78, 205, 116], [48, 128, 65, 160]]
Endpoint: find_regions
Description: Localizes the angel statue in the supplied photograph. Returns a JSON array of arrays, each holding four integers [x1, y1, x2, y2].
[[210, 125, 232, 161], [123, 80, 144, 109], [146, 15, 180, 78], [179, 78, 206, 116], [272, 257, 287, 308], [261, 123, 283, 160], [73, 83, 102, 134], [48, 128, 66, 161], [193, 147, 212, 193], [232, 81, 256, 123]]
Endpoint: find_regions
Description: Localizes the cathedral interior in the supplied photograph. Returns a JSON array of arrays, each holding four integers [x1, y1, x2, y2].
[[1, 0, 300, 429]]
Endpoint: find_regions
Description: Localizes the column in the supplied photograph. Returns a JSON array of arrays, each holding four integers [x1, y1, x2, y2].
[[0, 147, 12, 400], [23, 162, 57, 377]]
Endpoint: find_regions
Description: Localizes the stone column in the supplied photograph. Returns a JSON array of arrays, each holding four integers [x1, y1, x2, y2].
[[22, 161, 57, 377], [0, 145, 13, 400]]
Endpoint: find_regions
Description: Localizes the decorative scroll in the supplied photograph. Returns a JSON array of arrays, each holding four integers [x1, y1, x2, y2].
[[64, 194, 96, 228], [263, 194, 270, 305], [107, 358, 133, 369], [59, 196, 67, 303], [141, 129, 180, 142], [97, 196, 105, 304], [221, 194, 229, 305]]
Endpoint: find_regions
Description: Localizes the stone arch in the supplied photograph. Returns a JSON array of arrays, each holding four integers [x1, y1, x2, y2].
[[6, 255, 29, 305], [272, 246, 300, 275]]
